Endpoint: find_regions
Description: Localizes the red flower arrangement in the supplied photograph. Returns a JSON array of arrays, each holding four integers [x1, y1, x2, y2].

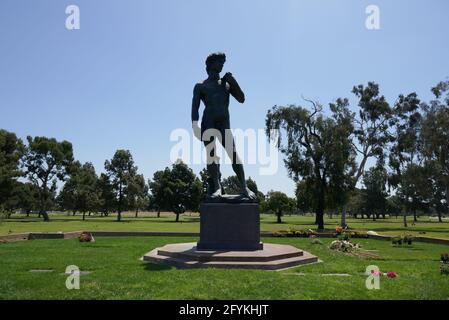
[[386, 272, 397, 278]]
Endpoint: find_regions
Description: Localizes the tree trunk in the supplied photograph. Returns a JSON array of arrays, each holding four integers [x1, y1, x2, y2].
[[135, 209, 138, 218], [315, 184, 325, 230], [413, 207, 417, 222], [175, 213, 180, 222], [157, 209, 161, 218], [341, 205, 347, 227], [276, 211, 282, 223], [403, 212, 408, 228], [40, 209, 49, 222], [117, 184, 122, 222], [82, 211, 86, 221], [316, 208, 324, 230], [72, 210, 76, 216], [438, 211, 443, 223]]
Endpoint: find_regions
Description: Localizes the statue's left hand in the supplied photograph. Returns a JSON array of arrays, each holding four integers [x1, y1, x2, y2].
[[222, 72, 234, 84]]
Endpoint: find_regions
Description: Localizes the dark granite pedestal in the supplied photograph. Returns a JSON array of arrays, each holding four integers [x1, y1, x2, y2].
[[197, 202, 263, 251]]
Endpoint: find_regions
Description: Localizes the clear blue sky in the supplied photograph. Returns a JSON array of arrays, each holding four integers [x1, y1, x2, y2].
[[1, 0, 448, 196]]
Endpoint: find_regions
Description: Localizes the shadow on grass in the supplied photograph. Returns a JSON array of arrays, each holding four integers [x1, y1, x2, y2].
[[142, 262, 172, 271]]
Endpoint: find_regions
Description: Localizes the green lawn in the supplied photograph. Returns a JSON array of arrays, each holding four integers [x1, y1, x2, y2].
[[1, 212, 449, 239], [1, 236, 448, 299]]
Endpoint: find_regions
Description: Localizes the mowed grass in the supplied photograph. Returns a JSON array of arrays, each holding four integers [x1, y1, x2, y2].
[[1, 236, 449, 299], [1, 212, 449, 239]]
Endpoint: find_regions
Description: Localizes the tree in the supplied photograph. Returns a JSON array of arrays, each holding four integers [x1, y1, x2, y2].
[[264, 191, 293, 223], [333, 83, 393, 227], [16, 182, 40, 216], [150, 162, 202, 221], [127, 174, 149, 218], [222, 175, 264, 201], [266, 99, 354, 230], [386, 195, 402, 218], [361, 166, 388, 220], [421, 80, 449, 219], [167, 161, 202, 222], [389, 91, 423, 226], [97, 173, 116, 216], [295, 180, 314, 214], [75, 163, 99, 220], [0, 129, 24, 211], [346, 189, 365, 219], [57, 161, 81, 215], [149, 168, 171, 218], [104, 150, 137, 222], [23, 136, 73, 221]]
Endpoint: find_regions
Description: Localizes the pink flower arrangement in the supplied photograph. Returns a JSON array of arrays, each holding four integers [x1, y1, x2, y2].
[[370, 270, 397, 278]]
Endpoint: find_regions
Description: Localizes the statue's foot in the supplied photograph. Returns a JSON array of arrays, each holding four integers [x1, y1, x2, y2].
[[241, 187, 257, 200], [210, 187, 223, 198]]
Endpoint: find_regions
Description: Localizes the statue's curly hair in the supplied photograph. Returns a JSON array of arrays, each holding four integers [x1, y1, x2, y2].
[[205, 52, 226, 72]]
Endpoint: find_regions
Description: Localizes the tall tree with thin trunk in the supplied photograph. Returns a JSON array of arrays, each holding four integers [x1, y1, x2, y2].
[[389, 92, 423, 226], [334, 83, 394, 227], [421, 80, 449, 218], [105, 150, 137, 222]]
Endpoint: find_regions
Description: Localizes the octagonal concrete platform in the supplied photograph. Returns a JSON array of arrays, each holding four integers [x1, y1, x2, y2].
[[142, 243, 319, 270]]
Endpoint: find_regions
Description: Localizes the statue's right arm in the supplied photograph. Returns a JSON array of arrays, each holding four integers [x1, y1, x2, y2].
[[191, 84, 201, 122], [191, 84, 202, 140]]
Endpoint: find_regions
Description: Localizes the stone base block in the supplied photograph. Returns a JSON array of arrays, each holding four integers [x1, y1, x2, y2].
[[197, 202, 262, 251]]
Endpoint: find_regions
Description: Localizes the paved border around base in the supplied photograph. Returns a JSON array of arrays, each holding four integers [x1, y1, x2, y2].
[[143, 242, 319, 270]]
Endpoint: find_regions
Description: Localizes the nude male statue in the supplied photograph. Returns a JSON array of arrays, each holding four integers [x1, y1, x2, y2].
[[191, 52, 256, 200]]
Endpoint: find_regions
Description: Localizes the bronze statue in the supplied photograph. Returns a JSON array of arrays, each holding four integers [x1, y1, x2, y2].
[[191, 52, 256, 201]]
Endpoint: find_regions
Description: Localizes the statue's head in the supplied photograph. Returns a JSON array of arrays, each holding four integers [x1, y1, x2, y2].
[[206, 52, 226, 75]]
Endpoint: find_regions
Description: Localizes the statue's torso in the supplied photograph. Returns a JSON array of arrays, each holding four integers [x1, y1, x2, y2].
[[199, 80, 230, 124]]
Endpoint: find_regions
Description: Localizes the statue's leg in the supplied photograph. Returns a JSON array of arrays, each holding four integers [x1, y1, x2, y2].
[[220, 127, 253, 197], [204, 137, 221, 195]]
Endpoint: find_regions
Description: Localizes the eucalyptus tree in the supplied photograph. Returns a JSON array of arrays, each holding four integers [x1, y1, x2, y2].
[[266, 99, 354, 230], [421, 80, 449, 217], [388, 92, 423, 225], [333, 82, 394, 227]]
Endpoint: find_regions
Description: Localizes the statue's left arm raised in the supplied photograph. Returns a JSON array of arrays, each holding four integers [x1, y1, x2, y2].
[[222, 72, 245, 103]]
